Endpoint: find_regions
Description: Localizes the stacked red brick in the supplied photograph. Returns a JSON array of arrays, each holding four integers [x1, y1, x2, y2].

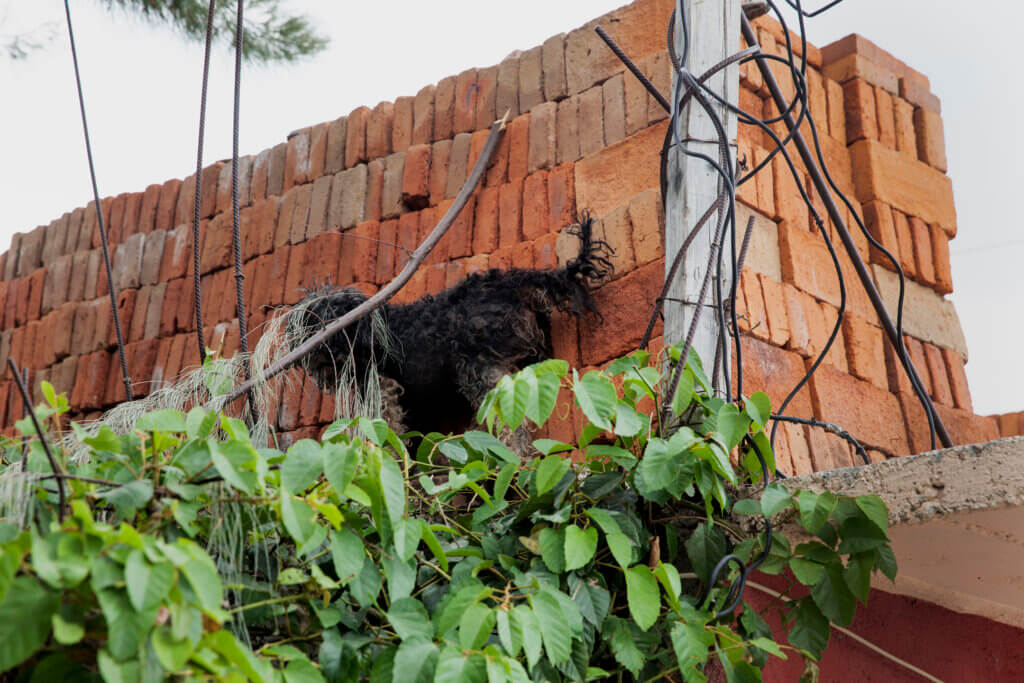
[[0, 0, 1000, 466]]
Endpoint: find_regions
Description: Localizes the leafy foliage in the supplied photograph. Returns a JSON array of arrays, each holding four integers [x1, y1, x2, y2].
[[99, 0, 328, 64], [0, 346, 896, 681]]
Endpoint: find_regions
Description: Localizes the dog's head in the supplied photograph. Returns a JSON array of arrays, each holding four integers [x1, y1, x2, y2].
[[286, 285, 390, 390]]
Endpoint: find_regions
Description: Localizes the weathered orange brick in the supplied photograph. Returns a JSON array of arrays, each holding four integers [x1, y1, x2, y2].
[[939, 347, 970, 412], [284, 129, 311, 192], [528, 102, 556, 173], [778, 221, 840, 307], [809, 362, 908, 456], [627, 188, 663, 265], [892, 97, 917, 156], [474, 65, 498, 131], [522, 171, 550, 241], [734, 335, 814, 418], [596, 206, 635, 278], [428, 139, 452, 206], [908, 217, 935, 286], [446, 197, 474, 260], [996, 413, 1021, 438], [454, 68, 479, 135], [364, 159, 385, 222], [849, 139, 956, 235], [873, 86, 896, 149], [842, 314, 886, 389], [392, 96, 413, 154], [366, 101, 395, 160], [825, 78, 846, 142], [740, 269, 769, 343], [574, 121, 665, 218], [557, 97, 580, 165], [495, 54, 520, 121], [930, 224, 953, 295], [433, 75, 456, 141], [602, 74, 626, 147], [499, 180, 523, 247], [758, 273, 790, 348], [344, 106, 369, 169], [375, 219, 398, 285], [412, 84, 435, 146], [913, 107, 947, 172], [578, 86, 605, 159], [401, 144, 430, 210], [923, 343, 952, 406], [862, 200, 900, 266], [817, 302, 848, 373], [473, 186, 500, 254], [507, 114, 530, 182], [753, 146, 776, 217], [542, 33, 567, 103], [890, 209, 916, 279], [579, 260, 662, 366], [842, 79, 878, 144]]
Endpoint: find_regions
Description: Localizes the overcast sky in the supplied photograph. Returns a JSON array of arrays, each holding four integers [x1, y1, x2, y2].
[[1, 1, 1021, 417]]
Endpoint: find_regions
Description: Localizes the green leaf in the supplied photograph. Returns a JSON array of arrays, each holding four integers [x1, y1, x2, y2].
[[653, 561, 683, 613], [208, 440, 255, 495], [420, 522, 449, 573], [329, 527, 364, 584], [350, 557, 382, 608], [535, 455, 571, 495], [624, 565, 660, 631], [437, 584, 491, 637], [379, 454, 406, 527], [532, 590, 571, 665], [563, 525, 598, 571], [810, 564, 856, 627], [434, 647, 486, 683], [281, 439, 324, 493], [533, 439, 574, 456], [670, 620, 714, 681], [280, 490, 318, 545], [323, 441, 359, 499], [573, 370, 617, 431], [796, 490, 837, 533], [381, 555, 415, 602], [392, 637, 438, 683], [394, 518, 423, 562], [569, 574, 610, 628], [761, 483, 793, 517], [744, 393, 772, 427], [613, 402, 645, 437], [788, 598, 830, 659], [387, 598, 433, 640], [51, 607, 84, 645], [151, 625, 194, 672], [875, 544, 898, 582], [854, 495, 889, 533], [97, 650, 140, 683], [459, 604, 497, 650], [181, 558, 223, 615], [844, 553, 873, 603], [0, 577, 58, 672], [732, 498, 762, 516], [604, 617, 645, 676], [124, 550, 175, 612], [96, 587, 158, 661], [98, 480, 154, 518], [716, 403, 752, 450], [284, 658, 326, 683], [686, 523, 727, 584], [497, 608, 523, 657], [789, 558, 825, 586], [538, 527, 565, 574], [528, 372, 561, 427], [136, 409, 187, 432], [515, 605, 542, 670], [837, 517, 889, 554], [606, 532, 635, 570]]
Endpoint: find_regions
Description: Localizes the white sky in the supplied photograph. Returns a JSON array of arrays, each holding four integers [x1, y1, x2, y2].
[[1, 1, 1021, 416]]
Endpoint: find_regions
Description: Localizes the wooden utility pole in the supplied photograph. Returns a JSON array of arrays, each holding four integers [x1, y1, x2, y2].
[[664, 0, 741, 395]]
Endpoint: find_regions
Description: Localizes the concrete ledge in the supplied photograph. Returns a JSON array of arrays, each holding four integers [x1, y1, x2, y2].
[[750, 437, 1024, 628]]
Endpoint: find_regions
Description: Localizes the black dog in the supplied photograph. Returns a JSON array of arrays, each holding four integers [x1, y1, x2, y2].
[[287, 215, 612, 440]]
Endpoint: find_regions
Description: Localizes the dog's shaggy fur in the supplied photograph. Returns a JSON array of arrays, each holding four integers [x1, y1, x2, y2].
[[286, 216, 612, 440]]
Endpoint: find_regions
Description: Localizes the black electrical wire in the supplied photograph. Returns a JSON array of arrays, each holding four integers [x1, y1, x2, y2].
[[783, 0, 847, 18], [8, 359, 65, 523], [63, 0, 133, 403], [191, 0, 216, 367]]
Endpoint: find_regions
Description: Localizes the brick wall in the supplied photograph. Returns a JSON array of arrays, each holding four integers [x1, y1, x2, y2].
[[0, 0, 1000, 471]]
